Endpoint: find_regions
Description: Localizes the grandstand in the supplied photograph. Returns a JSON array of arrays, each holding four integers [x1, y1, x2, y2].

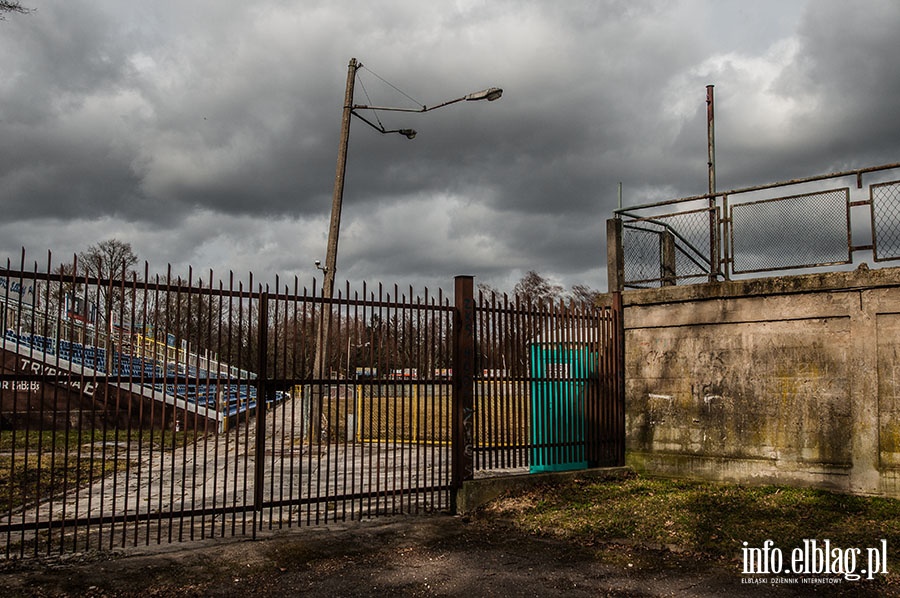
[[2, 320, 283, 433]]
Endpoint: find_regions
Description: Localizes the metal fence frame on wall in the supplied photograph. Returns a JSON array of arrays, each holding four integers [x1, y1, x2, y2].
[[0, 255, 624, 558], [608, 162, 900, 290]]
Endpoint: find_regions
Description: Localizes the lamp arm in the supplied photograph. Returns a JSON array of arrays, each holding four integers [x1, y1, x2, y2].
[[350, 110, 389, 133], [351, 111, 416, 138], [352, 96, 466, 114]]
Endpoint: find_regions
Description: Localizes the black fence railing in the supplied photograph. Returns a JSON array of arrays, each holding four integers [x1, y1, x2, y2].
[[472, 291, 625, 474], [610, 162, 900, 289], [0, 252, 624, 558]]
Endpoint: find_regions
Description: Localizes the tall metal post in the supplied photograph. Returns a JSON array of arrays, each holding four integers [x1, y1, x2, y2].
[[706, 84, 718, 282]]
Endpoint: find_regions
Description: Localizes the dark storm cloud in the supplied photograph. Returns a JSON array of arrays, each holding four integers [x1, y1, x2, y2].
[[784, 1, 900, 163], [1, 1, 899, 293]]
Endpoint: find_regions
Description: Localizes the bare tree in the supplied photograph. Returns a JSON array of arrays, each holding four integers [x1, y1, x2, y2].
[[570, 283, 601, 305], [513, 270, 564, 304], [79, 239, 139, 281], [78, 239, 140, 331], [0, 1, 32, 19]]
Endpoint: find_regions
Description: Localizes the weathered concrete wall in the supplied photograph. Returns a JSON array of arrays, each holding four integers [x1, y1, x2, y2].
[[620, 266, 900, 497]]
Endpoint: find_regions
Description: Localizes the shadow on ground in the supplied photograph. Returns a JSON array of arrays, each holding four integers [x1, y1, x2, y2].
[[0, 513, 894, 597]]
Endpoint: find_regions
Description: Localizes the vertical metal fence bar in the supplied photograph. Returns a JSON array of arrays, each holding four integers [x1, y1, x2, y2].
[[304, 281, 317, 526], [474, 292, 485, 471], [220, 274, 233, 539], [451, 275, 474, 513], [268, 282, 279, 530], [403, 289, 412, 514], [276, 281, 288, 529], [2, 258, 10, 557], [512, 293, 524, 470], [22, 257, 34, 555], [429, 289, 439, 511], [188, 273, 201, 540], [176, 268, 190, 544], [226, 275, 239, 537], [291, 283, 306, 528], [439, 289, 448, 509], [417, 291, 426, 513], [147, 272, 160, 545], [407, 297, 416, 504], [483, 293, 494, 470], [569, 302, 580, 468], [253, 289, 268, 537], [614, 291, 625, 465], [240, 276, 252, 536], [388, 285, 398, 515], [32, 256, 47, 555], [343, 283, 353, 520], [107, 265, 122, 549], [326, 287, 339, 522], [73, 264, 89, 552], [551, 300, 563, 469], [501, 294, 512, 469], [301, 284, 312, 526], [368, 286, 377, 515], [339, 287, 348, 518], [348, 287, 359, 520], [45, 256, 62, 555]]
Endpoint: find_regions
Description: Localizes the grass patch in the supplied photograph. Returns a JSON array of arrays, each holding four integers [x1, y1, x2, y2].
[[0, 428, 198, 513], [483, 473, 900, 568], [0, 453, 123, 513], [0, 428, 196, 452]]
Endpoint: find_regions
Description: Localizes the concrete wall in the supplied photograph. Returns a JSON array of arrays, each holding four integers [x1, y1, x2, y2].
[[620, 265, 900, 497]]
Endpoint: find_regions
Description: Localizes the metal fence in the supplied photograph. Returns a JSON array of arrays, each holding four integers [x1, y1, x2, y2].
[[0, 252, 624, 558], [473, 291, 624, 473], [612, 162, 900, 288]]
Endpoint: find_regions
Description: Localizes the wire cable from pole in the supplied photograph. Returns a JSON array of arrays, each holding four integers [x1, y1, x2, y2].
[[357, 63, 423, 109]]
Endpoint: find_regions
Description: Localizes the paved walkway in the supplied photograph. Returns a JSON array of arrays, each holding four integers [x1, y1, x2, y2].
[[1, 398, 460, 554]]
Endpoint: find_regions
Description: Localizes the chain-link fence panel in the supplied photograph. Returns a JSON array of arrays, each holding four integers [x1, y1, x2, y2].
[[729, 188, 851, 274], [622, 207, 715, 287], [872, 180, 900, 262], [622, 224, 664, 287]]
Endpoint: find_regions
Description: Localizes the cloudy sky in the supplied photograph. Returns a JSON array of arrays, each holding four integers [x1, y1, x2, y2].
[[2, 0, 899, 295]]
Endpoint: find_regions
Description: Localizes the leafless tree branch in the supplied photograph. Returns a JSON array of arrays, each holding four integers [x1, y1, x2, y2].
[[0, 1, 33, 19]]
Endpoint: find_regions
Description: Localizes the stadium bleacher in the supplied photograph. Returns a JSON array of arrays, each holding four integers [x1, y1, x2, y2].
[[3, 329, 281, 416]]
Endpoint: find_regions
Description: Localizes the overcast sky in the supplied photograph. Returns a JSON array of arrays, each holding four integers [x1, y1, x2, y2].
[[2, 0, 899, 295]]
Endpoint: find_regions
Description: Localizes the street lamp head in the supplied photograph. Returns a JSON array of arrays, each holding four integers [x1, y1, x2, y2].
[[399, 128, 417, 139], [465, 87, 503, 102]]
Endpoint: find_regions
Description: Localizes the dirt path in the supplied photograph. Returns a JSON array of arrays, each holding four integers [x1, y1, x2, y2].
[[0, 513, 892, 597]]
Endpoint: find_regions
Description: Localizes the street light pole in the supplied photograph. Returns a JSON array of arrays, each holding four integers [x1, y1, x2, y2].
[[314, 56, 502, 388], [322, 57, 359, 303], [321, 57, 502, 303]]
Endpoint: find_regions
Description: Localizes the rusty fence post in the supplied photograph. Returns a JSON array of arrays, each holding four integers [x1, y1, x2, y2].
[[451, 275, 475, 513], [612, 291, 626, 466], [661, 229, 677, 286], [606, 218, 625, 292]]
